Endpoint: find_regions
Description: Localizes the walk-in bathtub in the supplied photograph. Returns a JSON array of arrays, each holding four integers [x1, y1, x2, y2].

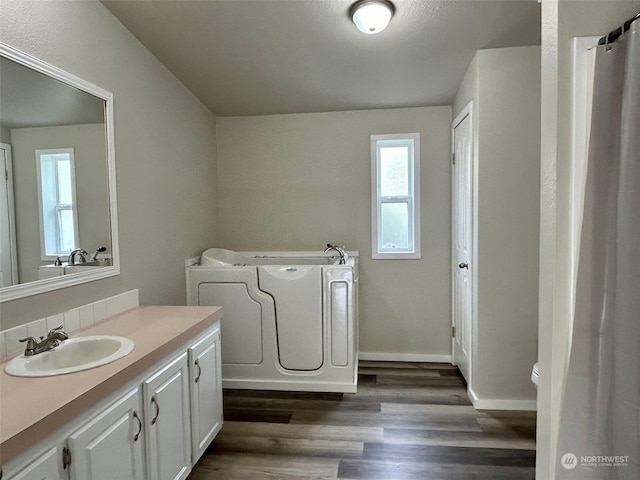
[[186, 248, 358, 393]]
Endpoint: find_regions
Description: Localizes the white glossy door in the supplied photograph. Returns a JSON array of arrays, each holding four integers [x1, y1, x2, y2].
[[452, 104, 473, 383], [144, 353, 191, 480], [6, 447, 65, 480], [67, 388, 145, 480], [188, 328, 223, 464]]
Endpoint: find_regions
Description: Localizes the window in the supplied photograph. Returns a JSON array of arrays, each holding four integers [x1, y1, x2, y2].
[[36, 148, 79, 259], [371, 133, 420, 259]]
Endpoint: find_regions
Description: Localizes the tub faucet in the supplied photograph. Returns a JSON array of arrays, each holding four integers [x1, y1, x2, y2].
[[90, 246, 107, 262], [68, 248, 88, 265], [324, 244, 348, 265], [19, 326, 68, 356]]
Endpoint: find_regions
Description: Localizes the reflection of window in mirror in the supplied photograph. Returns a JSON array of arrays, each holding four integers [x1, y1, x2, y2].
[[36, 148, 79, 260]]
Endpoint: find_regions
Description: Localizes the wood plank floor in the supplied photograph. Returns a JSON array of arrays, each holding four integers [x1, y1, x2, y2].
[[188, 361, 536, 479]]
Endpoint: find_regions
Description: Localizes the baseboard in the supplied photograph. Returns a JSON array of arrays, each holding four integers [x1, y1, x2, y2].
[[468, 387, 537, 411], [358, 352, 452, 363]]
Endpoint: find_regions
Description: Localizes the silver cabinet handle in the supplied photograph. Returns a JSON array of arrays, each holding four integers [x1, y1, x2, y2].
[[458, 262, 469, 269], [133, 410, 142, 441], [151, 396, 160, 425], [194, 359, 202, 383]]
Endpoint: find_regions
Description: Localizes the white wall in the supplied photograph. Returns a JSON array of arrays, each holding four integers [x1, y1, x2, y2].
[[0, 1, 218, 329], [216, 107, 453, 359], [11, 124, 110, 283], [538, 1, 640, 478], [454, 46, 541, 406], [0, 127, 11, 144]]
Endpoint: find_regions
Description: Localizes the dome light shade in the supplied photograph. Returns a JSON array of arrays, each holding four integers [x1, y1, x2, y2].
[[350, 0, 395, 35]]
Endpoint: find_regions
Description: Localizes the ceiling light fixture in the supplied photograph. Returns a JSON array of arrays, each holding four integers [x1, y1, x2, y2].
[[350, 0, 395, 35]]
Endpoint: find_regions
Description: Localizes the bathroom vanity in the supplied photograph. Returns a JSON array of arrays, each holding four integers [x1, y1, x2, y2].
[[0, 306, 223, 480]]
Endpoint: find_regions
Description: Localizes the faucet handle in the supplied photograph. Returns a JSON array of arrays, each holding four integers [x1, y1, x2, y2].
[[47, 325, 64, 335], [19, 336, 36, 350]]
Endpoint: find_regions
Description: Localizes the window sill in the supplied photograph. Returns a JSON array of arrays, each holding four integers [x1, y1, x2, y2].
[[372, 252, 421, 260]]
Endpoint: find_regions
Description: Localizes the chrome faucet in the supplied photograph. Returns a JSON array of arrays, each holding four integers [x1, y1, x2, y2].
[[324, 243, 348, 265], [19, 326, 68, 356], [68, 248, 88, 265]]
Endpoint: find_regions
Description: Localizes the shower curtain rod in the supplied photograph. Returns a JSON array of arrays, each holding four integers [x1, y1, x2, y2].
[[598, 11, 640, 46]]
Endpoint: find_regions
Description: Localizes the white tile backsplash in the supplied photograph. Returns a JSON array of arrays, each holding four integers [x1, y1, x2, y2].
[[93, 300, 108, 323], [78, 304, 95, 329], [46, 313, 64, 333], [27, 319, 47, 341], [0, 289, 139, 361], [122, 290, 139, 311], [106, 295, 120, 318], [63, 308, 81, 333], [5, 325, 28, 358]]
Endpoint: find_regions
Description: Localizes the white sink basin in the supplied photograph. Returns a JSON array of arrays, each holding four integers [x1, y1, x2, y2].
[[5, 336, 135, 377]]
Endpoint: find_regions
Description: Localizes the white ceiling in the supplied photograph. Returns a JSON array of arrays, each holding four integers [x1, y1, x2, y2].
[[102, 0, 541, 117]]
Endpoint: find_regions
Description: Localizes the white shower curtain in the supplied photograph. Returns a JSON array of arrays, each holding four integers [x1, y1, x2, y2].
[[556, 21, 640, 480]]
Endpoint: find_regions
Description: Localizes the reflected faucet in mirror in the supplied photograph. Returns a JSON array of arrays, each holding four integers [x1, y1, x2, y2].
[[90, 246, 107, 261], [68, 249, 88, 265]]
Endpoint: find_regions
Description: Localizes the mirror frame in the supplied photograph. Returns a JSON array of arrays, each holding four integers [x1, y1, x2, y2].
[[0, 42, 120, 302]]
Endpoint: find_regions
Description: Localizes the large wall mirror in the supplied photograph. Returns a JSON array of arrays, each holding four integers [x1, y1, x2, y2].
[[0, 43, 119, 302]]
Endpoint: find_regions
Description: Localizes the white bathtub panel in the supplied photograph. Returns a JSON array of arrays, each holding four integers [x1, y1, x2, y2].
[[330, 282, 349, 367], [198, 282, 264, 365], [324, 268, 354, 368], [258, 266, 323, 371]]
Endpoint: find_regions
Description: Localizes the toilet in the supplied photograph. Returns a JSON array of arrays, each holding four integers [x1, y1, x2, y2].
[[531, 362, 539, 389]]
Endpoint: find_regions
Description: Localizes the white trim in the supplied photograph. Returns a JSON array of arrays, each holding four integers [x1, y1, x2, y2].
[[358, 352, 452, 363], [370, 133, 421, 260], [0, 143, 19, 286], [0, 42, 120, 303], [468, 387, 537, 411]]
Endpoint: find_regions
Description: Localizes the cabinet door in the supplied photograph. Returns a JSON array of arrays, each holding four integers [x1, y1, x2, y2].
[[5, 447, 65, 480], [67, 388, 145, 480], [143, 353, 191, 480], [188, 328, 223, 463]]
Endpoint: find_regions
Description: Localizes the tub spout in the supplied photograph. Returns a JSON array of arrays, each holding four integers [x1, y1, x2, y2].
[[324, 244, 348, 265]]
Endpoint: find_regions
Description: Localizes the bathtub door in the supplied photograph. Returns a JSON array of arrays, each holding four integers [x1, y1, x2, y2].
[[258, 265, 323, 371]]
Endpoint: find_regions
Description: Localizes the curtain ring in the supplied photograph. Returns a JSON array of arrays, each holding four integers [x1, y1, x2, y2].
[[605, 33, 612, 52]]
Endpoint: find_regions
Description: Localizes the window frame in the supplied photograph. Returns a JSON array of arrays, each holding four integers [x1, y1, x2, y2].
[[35, 148, 80, 260], [370, 133, 421, 260]]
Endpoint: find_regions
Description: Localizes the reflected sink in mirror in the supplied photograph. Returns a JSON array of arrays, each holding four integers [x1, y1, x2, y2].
[[37, 259, 112, 279], [5, 335, 134, 377]]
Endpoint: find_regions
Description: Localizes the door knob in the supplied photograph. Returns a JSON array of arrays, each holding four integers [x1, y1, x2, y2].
[[458, 262, 469, 269]]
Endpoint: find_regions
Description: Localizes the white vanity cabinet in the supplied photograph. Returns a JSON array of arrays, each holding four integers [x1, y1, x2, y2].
[[143, 353, 191, 480], [67, 388, 145, 480], [188, 328, 222, 463], [3, 318, 223, 480], [4, 447, 64, 480]]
